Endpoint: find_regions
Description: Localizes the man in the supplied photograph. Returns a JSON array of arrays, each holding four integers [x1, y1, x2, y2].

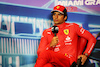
[[34, 5, 96, 67]]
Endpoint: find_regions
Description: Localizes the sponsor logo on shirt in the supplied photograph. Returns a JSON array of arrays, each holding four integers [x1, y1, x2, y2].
[[54, 47, 60, 52], [64, 36, 72, 45], [80, 28, 85, 34], [88, 43, 95, 53], [65, 53, 73, 58], [47, 32, 51, 34], [46, 47, 49, 50], [54, 44, 61, 52], [64, 29, 69, 35], [55, 44, 61, 47], [66, 23, 73, 27]]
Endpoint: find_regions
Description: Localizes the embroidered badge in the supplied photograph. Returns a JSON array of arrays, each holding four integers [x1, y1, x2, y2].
[[64, 29, 69, 35], [56, 6, 60, 9], [65, 53, 67, 56]]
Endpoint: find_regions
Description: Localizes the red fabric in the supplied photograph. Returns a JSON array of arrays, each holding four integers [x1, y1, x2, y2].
[[43, 63, 54, 67], [36, 22, 96, 66], [77, 37, 87, 56], [35, 50, 70, 67], [53, 5, 65, 12]]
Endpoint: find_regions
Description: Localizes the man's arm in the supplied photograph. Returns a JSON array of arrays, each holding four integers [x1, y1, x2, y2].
[[37, 29, 58, 56], [37, 30, 50, 56], [75, 23, 96, 65]]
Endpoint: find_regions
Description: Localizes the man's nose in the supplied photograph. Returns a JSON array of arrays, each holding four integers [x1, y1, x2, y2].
[[55, 15, 58, 19]]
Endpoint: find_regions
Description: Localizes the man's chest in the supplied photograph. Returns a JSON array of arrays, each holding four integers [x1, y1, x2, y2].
[[47, 26, 77, 44]]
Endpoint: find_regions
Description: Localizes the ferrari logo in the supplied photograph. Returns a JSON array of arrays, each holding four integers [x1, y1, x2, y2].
[[64, 29, 69, 35], [56, 6, 60, 9], [65, 53, 67, 56]]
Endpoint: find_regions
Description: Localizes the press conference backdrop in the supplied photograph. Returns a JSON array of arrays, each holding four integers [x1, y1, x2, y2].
[[0, 0, 100, 67]]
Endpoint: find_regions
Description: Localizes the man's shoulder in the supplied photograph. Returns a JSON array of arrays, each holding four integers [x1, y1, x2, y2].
[[42, 27, 52, 36], [66, 22, 79, 26], [66, 22, 78, 25], [64, 22, 76, 27], [43, 27, 51, 32]]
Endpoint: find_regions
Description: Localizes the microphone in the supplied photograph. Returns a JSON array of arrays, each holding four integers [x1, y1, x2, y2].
[[51, 26, 59, 36]]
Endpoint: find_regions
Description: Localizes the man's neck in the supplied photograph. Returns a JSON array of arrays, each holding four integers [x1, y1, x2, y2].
[[54, 22, 65, 26]]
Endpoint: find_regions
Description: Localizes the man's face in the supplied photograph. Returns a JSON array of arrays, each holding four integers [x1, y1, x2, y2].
[[52, 12, 67, 26]]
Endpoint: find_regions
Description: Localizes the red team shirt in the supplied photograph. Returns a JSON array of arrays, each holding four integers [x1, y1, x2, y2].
[[37, 22, 96, 65]]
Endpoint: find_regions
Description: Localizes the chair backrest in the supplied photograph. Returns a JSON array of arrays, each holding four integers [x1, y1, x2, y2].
[[77, 37, 87, 56]]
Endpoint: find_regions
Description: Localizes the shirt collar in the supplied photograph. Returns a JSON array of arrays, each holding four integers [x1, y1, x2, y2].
[[54, 22, 67, 29]]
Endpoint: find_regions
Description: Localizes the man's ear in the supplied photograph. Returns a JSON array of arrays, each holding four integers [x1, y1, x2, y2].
[[64, 16, 67, 21]]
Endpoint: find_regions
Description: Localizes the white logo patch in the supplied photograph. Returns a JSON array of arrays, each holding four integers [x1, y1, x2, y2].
[[64, 36, 72, 45], [80, 28, 85, 34], [54, 47, 60, 52], [47, 32, 51, 34]]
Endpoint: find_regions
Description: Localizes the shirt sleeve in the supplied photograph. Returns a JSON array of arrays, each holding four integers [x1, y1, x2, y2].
[[74, 23, 96, 56], [37, 29, 53, 56]]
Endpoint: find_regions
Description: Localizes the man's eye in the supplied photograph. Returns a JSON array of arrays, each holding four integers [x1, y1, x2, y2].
[[58, 14, 62, 16], [53, 13, 56, 15]]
